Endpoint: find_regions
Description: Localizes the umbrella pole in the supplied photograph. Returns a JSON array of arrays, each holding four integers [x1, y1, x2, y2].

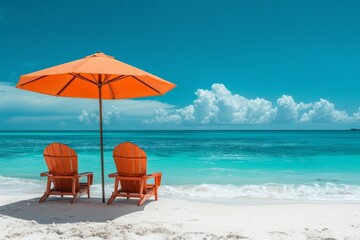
[[98, 86, 105, 203]]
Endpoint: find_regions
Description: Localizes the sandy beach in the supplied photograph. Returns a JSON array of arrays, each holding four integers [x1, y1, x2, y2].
[[1, 194, 359, 240], [2, 0, 360, 238]]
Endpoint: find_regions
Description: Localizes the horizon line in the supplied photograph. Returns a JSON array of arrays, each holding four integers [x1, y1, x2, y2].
[[0, 129, 357, 132]]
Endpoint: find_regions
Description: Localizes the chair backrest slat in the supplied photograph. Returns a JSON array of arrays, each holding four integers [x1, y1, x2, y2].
[[43, 143, 78, 175], [43, 142, 79, 192], [113, 142, 147, 193], [113, 142, 147, 175]]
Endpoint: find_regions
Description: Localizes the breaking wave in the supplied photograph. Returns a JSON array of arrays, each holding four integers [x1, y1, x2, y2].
[[1, 175, 360, 202], [159, 183, 360, 202]]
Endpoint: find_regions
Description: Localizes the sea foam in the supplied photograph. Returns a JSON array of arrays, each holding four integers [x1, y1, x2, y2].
[[159, 183, 360, 202], [1, 175, 360, 202]]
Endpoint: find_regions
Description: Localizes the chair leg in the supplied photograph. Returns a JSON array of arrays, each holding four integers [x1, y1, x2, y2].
[[40, 178, 52, 203], [71, 193, 81, 204], [107, 193, 116, 205], [154, 187, 158, 201], [39, 192, 49, 203], [107, 178, 119, 205], [138, 193, 152, 206]]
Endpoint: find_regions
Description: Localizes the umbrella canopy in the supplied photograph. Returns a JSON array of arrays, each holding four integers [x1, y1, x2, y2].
[[16, 52, 176, 203], [17, 52, 175, 99]]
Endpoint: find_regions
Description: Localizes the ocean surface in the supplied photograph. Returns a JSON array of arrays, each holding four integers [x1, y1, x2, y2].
[[1, 130, 360, 202]]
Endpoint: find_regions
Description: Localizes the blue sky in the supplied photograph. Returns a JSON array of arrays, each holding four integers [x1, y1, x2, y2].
[[0, 0, 360, 130]]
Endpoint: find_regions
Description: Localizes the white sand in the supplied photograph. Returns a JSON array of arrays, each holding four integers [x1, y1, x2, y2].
[[0, 194, 359, 240]]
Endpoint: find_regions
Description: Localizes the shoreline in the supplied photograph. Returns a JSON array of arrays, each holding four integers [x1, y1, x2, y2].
[[1, 194, 360, 239], [2, 174, 360, 204]]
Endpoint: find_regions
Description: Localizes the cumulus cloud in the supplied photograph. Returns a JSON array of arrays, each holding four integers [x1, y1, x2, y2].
[[78, 106, 122, 125], [77, 101, 173, 125], [147, 108, 182, 125], [79, 106, 123, 125], [300, 98, 350, 123], [146, 84, 277, 125], [78, 110, 98, 125], [276, 95, 311, 122], [353, 108, 360, 121], [147, 83, 360, 126]]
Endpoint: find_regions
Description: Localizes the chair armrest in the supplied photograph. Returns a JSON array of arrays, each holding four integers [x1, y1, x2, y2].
[[118, 175, 144, 181], [146, 172, 162, 186], [78, 172, 93, 185], [108, 172, 118, 178], [147, 172, 162, 178], [49, 175, 77, 179], [109, 172, 160, 183], [108, 172, 145, 181], [40, 171, 51, 177], [78, 172, 93, 177]]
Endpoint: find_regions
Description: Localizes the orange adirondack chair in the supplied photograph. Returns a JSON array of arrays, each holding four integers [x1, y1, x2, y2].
[[107, 142, 162, 206], [39, 143, 93, 203]]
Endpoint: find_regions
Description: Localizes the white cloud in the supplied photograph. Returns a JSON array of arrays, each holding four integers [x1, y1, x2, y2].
[[145, 108, 182, 125], [78, 110, 98, 125], [276, 95, 311, 122], [353, 108, 360, 121], [232, 97, 276, 124], [176, 105, 195, 122], [148, 83, 360, 126], [146, 84, 277, 125], [300, 98, 350, 123], [77, 101, 173, 125], [0, 82, 94, 115], [78, 107, 122, 125], [276, 95, 298, 122]]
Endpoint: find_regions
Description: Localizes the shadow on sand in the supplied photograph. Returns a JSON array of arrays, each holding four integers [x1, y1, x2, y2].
[[0, 196, 150, 224]]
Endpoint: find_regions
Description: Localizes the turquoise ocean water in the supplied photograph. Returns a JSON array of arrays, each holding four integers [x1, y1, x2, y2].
[[0, 130, 359, 201]]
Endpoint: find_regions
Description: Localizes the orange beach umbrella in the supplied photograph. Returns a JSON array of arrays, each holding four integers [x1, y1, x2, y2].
[[16, 52, 176, 203]]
